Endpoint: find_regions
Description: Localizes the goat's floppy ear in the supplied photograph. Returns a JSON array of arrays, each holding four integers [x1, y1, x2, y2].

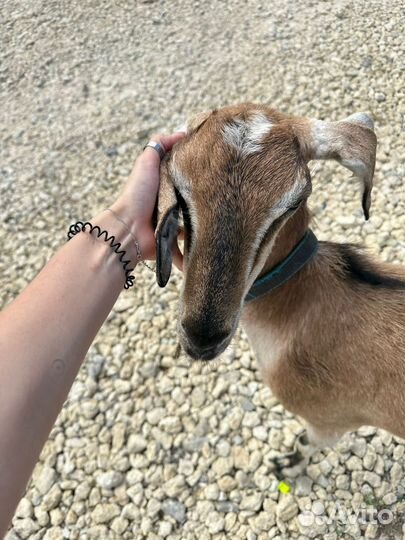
[[177, 110, 211, 134], [155, 168, 179, 287], [297, 112, 377, 219]]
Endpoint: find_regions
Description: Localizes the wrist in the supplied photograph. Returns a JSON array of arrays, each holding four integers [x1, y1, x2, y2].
[[108, 199, 154, 260], [90, 211, 141, 272], [67, 216, 138, 291]]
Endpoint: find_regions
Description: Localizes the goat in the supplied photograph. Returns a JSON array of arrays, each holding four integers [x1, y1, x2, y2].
[[154, 104, 405, 473]]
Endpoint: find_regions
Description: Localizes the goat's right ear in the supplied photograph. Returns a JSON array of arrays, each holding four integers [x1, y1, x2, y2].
[[177, 110, 211, 134], [155, 169, 179, 287], [295, 112, 377, 220]]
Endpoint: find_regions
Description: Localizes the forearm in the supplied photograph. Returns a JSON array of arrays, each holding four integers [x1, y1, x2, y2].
[[0, 209, 137, 535]]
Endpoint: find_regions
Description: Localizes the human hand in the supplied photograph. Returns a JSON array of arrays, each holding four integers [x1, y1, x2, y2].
[[110, 132, 185, 268]]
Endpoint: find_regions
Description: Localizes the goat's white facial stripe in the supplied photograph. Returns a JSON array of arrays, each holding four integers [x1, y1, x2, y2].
[[170, 157, 191, 198], [271, 176, 307, 219], [222, 112, 273, 156], [170, 160, 198, 241], [244, 232, 280, 299], [246, 175, 308, 279]]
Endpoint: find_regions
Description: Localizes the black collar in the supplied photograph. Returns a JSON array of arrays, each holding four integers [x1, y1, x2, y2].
[[245, 230, 319, 303]]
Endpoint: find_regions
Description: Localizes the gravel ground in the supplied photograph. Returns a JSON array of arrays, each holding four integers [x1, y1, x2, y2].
[[1, 1, 405, 539]]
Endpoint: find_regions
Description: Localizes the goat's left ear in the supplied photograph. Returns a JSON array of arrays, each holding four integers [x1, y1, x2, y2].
[[296, 112, 377, 220], [155, 167, 179, 287]]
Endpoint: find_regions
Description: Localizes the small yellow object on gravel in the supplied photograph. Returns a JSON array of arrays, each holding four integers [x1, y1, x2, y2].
[[278, 481, 291, 494]]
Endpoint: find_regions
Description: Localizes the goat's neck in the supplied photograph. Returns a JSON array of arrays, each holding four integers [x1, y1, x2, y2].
[[241, 205, 315, 364], [241, 204, 315, 337]]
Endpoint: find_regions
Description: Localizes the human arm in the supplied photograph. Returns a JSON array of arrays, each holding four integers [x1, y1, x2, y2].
[[0, 132, 184, 536]]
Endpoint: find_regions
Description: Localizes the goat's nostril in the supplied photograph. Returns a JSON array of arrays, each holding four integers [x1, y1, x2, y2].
[[181, 319, 230, 350]]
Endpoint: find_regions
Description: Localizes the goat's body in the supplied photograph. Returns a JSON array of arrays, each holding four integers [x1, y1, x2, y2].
[[157, 103, 404, 446], [242, 240, 405, 442]]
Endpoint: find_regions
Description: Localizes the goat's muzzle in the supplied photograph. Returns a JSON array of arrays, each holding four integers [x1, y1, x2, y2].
[[179, 317, 233, 360]]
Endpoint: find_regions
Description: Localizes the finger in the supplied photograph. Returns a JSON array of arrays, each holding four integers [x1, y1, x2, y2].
[[172, 240, 184, 271], [142, 132, 186, 164], [160, 131, 186, 151]]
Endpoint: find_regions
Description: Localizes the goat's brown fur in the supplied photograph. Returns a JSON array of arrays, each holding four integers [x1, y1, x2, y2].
[[156, 103, 405, 445]]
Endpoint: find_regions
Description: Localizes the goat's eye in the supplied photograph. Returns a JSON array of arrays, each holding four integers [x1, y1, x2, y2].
[[288, 199, 304, 212], [176, 191, 193, 242]]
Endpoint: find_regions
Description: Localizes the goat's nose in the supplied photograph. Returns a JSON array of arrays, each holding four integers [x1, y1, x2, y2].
[[181, 318, 230, 351]]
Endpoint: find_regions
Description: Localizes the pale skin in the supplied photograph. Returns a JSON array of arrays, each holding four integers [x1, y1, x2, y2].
[[0, 132, 185, 537]]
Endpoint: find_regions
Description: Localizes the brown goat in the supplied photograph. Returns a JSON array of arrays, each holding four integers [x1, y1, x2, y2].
[[155, 104, 405, 471]]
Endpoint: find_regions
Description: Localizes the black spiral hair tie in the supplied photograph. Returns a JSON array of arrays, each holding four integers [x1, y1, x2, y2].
[[67, 221, 136, 289]]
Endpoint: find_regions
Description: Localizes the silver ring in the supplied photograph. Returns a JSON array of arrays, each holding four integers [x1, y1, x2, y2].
[[144, 140, 166, 160]]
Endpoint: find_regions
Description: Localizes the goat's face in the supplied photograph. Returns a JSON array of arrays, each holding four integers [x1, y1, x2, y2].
[[155, 104, 376, 360]]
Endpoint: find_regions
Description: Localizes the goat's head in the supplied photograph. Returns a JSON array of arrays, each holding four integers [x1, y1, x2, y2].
[[155, 104, 377, 360]]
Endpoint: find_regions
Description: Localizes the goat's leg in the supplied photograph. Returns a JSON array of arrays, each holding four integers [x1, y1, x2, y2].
[[272, 425, 342, 479]]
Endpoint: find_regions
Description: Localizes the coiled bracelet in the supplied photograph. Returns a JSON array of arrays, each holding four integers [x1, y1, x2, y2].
[[67, 221, 140, 289]]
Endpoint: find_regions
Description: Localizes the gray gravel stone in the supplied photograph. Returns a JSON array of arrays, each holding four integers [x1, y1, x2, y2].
[[346, 456, 363, 471], [207, 511, 225, 533], [4, 531, 22, 540], [216, 501, 239, 513], [375, 92, 386, 102], [163, 475, 186, 497], [351, 438, 367, 458], [96, 471, 124, 490], [127, 434, 147, 453], [276, 495, 299, 522], [158, 520, 173, 537], [363, 471, 381, 488], [146, 498, 161, 518], [15, 499, 33, 519], [74, 483, 91, 501], [249, 511, 276, 532], [191, 387, 206, 408], [295, 476, 313, 496], [111, 516, 129, 534], [240, 492, 264, 512], [212, 456, 234, 476], [42, 530, 64, 540], [253, 467, 272, 490], [91, 503, 120, 524], [335, 474, 350, 490], [12, 518, 39, 539], [224, 513, 237, 531], [363, 447, 378, 470], [390, 462, 403, 486], [234, 446, 249, 469], [382, 492, 397, 505], [161, 499, 187, 523], [242, 411, 261, 428], [35, 466, 57, 496]]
